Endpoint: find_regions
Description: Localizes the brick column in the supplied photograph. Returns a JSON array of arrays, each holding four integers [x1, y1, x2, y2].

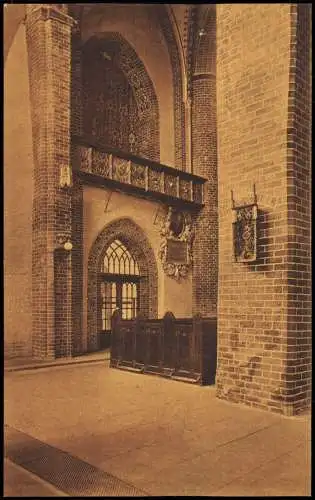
[[215, 4, 311, 415], [284, 4, 312, 414], [25, 4, 76, 359], [191, 7, 218, 317], [70, 16, 84, 354]]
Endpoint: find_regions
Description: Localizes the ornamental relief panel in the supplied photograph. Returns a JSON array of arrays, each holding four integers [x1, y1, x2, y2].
[[79, 146, 92, 172], [131, 163, 146, 189], [92, 149, 111, 177], [112, 157, 130, 184], [164, 174, 178, 198], [179, 179, 192, 201], [192, 182, 203, 204], [148, 169, 162, 192]]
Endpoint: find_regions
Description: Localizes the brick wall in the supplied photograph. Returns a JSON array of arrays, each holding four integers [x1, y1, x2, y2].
[[4, 21, 33, 358], [191, 8, 218, 317], [216, 4, 311, 415]]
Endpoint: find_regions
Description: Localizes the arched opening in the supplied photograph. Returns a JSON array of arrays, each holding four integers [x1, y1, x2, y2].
[[81, 33, 160, 162], [87, 218, 158, 352]]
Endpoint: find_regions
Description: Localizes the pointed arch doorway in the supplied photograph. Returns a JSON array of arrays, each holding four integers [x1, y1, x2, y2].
[[87, 218, 158, 352], [100, 239, 140, 348]]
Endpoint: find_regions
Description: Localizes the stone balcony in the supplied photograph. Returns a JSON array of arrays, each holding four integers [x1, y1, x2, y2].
[[72, 135, 206, 210]]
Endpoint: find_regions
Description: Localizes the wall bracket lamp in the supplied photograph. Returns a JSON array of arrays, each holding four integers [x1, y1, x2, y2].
[[56, 234, 73, 251]]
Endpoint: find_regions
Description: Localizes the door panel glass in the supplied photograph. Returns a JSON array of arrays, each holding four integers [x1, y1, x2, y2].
[[101, 282, 117, 331], [122, 282, 138, 320], [100, 240, 140, 331]]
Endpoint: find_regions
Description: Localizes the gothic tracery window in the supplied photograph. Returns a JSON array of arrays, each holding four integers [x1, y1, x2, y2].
[[101, 239, 140, 275]]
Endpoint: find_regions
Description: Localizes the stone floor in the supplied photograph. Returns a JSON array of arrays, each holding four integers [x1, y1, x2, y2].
[[4, 349, 110, 371], [4, 358, 311, 497]]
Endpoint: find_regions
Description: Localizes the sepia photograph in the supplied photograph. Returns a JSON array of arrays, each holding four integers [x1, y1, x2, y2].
[[4, 2, 311, 497]]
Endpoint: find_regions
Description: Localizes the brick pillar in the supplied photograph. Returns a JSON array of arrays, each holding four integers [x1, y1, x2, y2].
[[191, 7, 218, 317], [70, 18, 84, 354], [215, 4, 311, 415], [285, 4, 312, 414], [25, 4, 76, 359]]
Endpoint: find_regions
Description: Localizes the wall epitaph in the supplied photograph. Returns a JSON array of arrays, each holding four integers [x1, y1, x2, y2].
[[232, 186, 258, 263], [159, 207, 194, 280]]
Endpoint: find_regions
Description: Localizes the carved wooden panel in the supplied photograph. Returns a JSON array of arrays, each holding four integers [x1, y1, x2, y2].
[[79, 146, 92, 172], [112, 157, 130, 184], [192, 182, 203, 204], [130, 163, 146, 189], [110, 314, 217, 385], [148, 168, 162, 192], [164, 173, 178, 197], [92, 149, 111, 177], [179, 179, 192, 201]]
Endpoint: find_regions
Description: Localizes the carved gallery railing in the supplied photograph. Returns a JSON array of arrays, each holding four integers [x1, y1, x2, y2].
[[72, 135, 206, 208], [110, 311, 217, 385]]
